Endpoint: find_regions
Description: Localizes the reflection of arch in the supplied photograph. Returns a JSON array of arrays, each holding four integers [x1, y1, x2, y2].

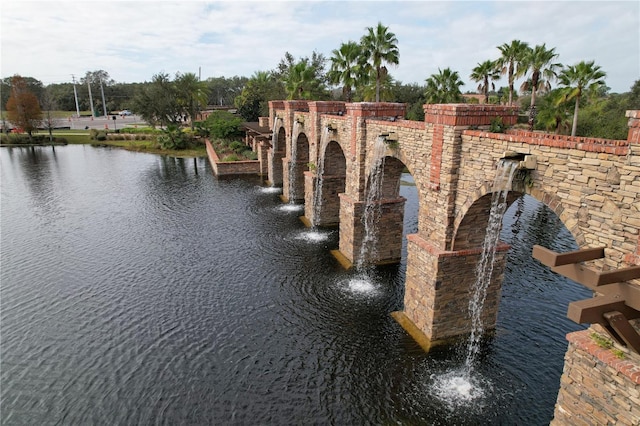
[[452, 186, 586, 251]]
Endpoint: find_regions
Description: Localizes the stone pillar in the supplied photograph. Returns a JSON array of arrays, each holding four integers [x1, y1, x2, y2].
[[281, 101, 309, 202], [397, 104, 518, 343], [337, 102, 407, 265], [303, 102, 347, 225], [267, 101, 285, 187], [552, 329, 640, 425]]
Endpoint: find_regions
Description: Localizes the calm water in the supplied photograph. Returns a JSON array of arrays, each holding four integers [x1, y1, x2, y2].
[[1, 146, 590, 425]]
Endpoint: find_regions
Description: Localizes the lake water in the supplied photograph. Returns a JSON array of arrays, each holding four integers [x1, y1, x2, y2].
[[1, 145, 590, 425]]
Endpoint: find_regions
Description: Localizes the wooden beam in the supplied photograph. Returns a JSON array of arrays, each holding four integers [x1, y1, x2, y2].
[[532, 245, 604, 267], [567, 295, 635, 324], [604, 311, 640, 354]]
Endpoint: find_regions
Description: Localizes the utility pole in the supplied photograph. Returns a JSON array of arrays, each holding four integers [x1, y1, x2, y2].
[[87, 79, 95, 118], [99, 77, 107, 118], [72, 74, 80, 118]]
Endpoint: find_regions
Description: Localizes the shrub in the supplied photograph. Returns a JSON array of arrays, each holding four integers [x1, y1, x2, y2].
[[243, 150, 258, 160], [229, 141, 246, 153], [489, 117, 508, 133], [205, 110, 243, 139], [222, 154, 240, 161], [96, 131, 107, 141]]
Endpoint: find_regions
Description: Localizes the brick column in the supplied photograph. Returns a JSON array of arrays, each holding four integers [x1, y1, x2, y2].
[[398, 104, 518, 343], [337, 102, 407, 265]]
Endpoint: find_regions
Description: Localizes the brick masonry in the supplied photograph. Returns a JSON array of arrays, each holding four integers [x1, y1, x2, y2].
[[552, 328, 640, 425], [261, 101, 640, 420]]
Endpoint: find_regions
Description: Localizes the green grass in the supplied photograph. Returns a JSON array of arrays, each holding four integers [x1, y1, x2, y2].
[[14, 129, 208, 158]]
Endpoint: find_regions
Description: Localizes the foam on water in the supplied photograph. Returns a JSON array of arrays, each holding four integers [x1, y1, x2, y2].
[[430, 369, 490, 410], [259, 187, 282, 194], [296, 230, 330, 243], [340, 276, 380, 297], [278, 204, 303, 213]]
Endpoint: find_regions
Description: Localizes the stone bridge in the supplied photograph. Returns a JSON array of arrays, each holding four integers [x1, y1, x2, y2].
[[245, 100, 640, 423]]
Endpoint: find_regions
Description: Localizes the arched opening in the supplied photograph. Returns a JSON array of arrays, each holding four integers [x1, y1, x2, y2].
[[358, 155, 412, 266], [313, 140, 346, 226], [269, 127, 286, 186], [492, 194, 591, 422], [289, 132, 309, 203]]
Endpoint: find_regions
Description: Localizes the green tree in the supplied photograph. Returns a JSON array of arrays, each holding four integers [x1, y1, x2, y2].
[[5, 75, 43, 140], [132, 72, 181, 128], [175, 72, 209, 130], [558, 60, 607, 136], [81, 70, 113, 116], [206, 76, 248, 107], [360, 22, 399, 102], [274, 50, 328, 100], [234, 71, 285, 121], [470, 60, 501, 103], [391, 81, 426, 121], [424, 68, 464, 104], [535, 89, 573, 134], [496, 40, 529, 105], [328, 41, 364, 102], [284, 60, 320, 100], [519, 44, 562, 129]]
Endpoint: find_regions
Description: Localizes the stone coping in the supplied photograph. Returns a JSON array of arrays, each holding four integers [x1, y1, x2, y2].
[[567, 329, 640, 384]]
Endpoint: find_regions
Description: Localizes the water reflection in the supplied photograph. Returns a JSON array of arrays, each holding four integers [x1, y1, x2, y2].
[[1, 146, 590, 425]]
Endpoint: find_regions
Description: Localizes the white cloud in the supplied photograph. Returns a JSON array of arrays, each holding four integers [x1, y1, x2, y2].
[[1, 0, 638, 93]]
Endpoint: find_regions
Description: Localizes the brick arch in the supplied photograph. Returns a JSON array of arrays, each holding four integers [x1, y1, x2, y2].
[[323, 140, 346, 176], [452, 185, 586, 251], [268, 126, 287, 186]]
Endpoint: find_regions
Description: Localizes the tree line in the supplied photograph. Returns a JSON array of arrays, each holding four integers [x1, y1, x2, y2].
[[2, 22, 640, 140]]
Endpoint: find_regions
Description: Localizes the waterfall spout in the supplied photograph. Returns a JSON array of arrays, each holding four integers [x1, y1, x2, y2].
[[465, 159, 519, 370]]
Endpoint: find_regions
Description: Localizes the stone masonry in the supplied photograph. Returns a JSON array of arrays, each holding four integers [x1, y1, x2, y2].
[[264, 100, 640, 423]]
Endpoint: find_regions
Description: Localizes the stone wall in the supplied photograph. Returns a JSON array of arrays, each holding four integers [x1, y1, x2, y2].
[[552, 329, 640, 425], [205, 140, 260, 176]]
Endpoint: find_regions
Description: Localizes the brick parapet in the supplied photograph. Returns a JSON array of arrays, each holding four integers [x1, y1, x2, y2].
[[464, 129, 630, 155], [346, 102, 406, 118], [424, 104, 518, 126]]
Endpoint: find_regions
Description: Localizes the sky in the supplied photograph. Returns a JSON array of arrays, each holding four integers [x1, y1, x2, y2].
[[1, 0, 639, 94]]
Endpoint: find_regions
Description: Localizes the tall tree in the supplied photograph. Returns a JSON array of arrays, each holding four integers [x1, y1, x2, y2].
[[234, 71, 285, 121], [496, 40, 529, 105], [81, 70, 113, 116], [132, 72, 181, 128], [424, 68, 464, 104], [519, 44, 562, 129], [328, 41, 363, 102], [558, 60, 606, 136], [470, 60, 501, 103], [284, 60, 319, 100], [175, 72, 209, 130], [5, 75, 42, 140], [275, 51, 328, 100], [536, 89, 573, 134], [360, 22, 399, 102]]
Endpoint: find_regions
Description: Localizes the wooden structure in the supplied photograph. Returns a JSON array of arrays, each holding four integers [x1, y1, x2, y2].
[[533, 245, 640, 354]]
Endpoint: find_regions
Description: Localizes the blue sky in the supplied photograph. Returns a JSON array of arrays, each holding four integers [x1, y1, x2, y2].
[[1, 1, 638, 93]]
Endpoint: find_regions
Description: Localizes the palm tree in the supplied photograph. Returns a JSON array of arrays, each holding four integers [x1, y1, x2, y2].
[[284, 60, 317, 100], [360, 22, 399, 102], [496, 40, 529, 105], [536, 89, 573, 134], [175, 72, 209, 130], [424, 68, 464, 104], [470, 60, 501, 103], [519, 44, 562, 130], [328, 41, 363, 102], [558, 60, 607, 136]]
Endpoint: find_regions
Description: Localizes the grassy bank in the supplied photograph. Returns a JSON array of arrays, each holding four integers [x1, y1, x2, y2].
[[3, 130, 207, 158]]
